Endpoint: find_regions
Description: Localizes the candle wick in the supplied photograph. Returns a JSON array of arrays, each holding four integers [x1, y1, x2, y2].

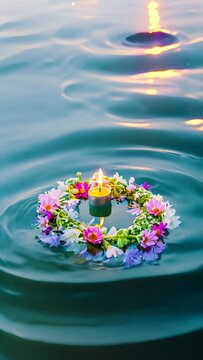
[[99, 185, 102, 192]]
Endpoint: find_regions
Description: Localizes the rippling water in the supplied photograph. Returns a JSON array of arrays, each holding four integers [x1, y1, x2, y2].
[[0, 0, 203, 359]]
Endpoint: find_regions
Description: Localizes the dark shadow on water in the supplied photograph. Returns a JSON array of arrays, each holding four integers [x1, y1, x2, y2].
[[124, 31, 178, 48]]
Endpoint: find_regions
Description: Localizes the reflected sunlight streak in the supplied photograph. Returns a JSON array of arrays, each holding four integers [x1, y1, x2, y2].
[[185, 119, 203, 131], [185, 119, 203, 126], [145, 0, 179, 55], [148, 0, 160, 32], [145, 43, 180, 55], [117, 122, 151, 128]]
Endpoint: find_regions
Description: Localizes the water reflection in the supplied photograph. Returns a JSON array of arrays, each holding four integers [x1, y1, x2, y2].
[[185, 119, 203, 131], [145, 43, 179, 55], [72, 0, 98, 19], [143, 69, 180, 95], [117, 122, 151, 128], [148, 0, 160, 32], [145, 0, 179, 55]]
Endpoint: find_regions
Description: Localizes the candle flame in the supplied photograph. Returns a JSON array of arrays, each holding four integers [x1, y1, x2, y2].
[[98, 168, 103, 192]]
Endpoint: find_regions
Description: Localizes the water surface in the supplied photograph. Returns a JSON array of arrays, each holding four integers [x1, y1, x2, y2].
[[0, 0, 203, 359]]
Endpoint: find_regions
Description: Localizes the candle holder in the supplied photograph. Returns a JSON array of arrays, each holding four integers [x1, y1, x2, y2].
[[88, 186, 112, 217]]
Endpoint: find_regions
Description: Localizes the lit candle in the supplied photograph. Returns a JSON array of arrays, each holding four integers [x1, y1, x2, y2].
[[88, 169, 112, 217]]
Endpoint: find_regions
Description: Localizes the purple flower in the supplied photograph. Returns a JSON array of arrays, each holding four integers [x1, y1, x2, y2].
[[74, 182, 89, 200], [83, 226, 103, 244], [153, 222, 167, 237], [39, 232, 61, 247], [127, 202, 141, 216], [123, 247, 143, 268], [37, 215, 50, 231], [140, 229, 158, 249], [146, 198, 165, 216], [141, 182, 151, 190], [45, 211, 53, 220]]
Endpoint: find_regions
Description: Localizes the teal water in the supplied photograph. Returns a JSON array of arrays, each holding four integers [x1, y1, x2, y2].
[[0, 0, 203, 359]]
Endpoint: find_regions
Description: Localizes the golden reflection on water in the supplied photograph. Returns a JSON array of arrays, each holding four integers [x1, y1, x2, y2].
[[185, 119, 203, 131], [142, 69, 180, 95], [145, 0, 179, 56], [145, 43, 180, 55], [148, 0, 160, 32], [117, 122, 151, 128], [104, 69, 181, 96]]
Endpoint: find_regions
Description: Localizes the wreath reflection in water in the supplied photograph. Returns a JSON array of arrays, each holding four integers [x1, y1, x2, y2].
[[36, 171, 181, 268]]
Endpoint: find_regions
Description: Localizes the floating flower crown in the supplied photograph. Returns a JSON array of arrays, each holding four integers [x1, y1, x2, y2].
[[36, 171, 181, 268]]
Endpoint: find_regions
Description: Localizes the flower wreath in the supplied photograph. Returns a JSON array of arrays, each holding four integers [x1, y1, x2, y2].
[[36, 172, 181, 268]]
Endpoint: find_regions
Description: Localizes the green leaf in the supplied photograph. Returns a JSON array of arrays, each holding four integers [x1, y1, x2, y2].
[[76, 172, 82, 181], [117, 237, 129, 248]]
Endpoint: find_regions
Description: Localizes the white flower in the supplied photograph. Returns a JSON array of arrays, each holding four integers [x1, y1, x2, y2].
[[166, 216, 181, 229], [113, 172, 127, 185], [163, 206, 181, 229], [106, 245, 124, 259], [108, 226, 117, 236], [153, 194, 164, 202], [61, 229, 81, 243], [65, 199, 80, 209], [49, 188, 62, 201], [57, 181, 67, 194], [65, 208, 79, 220]]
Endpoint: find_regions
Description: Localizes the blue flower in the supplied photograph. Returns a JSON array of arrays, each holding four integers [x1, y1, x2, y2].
[[142, 249, 158, 262], [39, 232, 61, 247], [123, 246, 143, 268], [92, 251, 105, 262], [65, 242, 87, 254], [79, 248, 93, 261], [153, 241, 166, 254]]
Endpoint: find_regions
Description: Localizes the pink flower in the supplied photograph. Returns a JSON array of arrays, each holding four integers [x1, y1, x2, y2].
[[140, 229, 158, 249], [74, 182, 89, 199], [141, 182, 151, 190], [48, 188, 62, 205], [126, 177, 136, 192], [38, 193, 59, 213], [153, 222, 167, 237], [146, 198, 165, 216], [83, 226, 103, 244], [127, 202, 141, 216]]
